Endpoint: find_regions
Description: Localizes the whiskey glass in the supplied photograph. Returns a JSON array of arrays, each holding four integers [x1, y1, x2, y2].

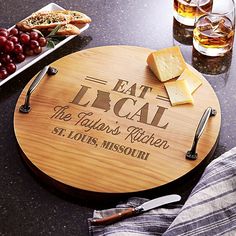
[[174, 0, 213, 26], [193, 0, 235, 56]]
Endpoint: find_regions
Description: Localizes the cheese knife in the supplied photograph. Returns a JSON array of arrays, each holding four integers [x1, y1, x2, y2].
[[91, 194, 181, 225]]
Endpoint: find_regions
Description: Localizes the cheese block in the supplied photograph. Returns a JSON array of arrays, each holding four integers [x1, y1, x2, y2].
[[147, 46, 186, 82], [178, 68, 202, 94], [164, 79, 194, 106]]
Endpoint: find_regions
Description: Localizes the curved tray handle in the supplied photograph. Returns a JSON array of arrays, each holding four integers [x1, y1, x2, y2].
[[186, 107, 217, 160], [19, 66, 58, 114]]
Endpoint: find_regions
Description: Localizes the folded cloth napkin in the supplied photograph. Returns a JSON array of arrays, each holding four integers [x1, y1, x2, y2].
[[88, 147, 236, 236]]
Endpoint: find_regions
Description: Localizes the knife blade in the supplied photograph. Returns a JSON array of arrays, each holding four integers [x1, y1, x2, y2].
[[91, 194, 181, 225]]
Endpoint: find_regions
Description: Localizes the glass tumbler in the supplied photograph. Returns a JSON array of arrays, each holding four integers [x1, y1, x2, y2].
[[174, 0, 213, 26], [193, 0, 235, 56]]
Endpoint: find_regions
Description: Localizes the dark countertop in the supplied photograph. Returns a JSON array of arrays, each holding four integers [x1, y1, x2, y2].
[[1, 1, 236, 235]]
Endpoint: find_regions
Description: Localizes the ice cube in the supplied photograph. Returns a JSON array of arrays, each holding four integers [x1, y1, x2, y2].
[[211, 17, 225, 27], [227, 31, 234, 38], [210, 32, 225, 38], [198, 23, 212, 32], [204, 16, 213, 24], [183, 0, 196, 5], [213, 19, 230, 35]]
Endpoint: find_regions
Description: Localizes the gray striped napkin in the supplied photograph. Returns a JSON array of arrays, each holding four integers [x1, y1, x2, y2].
[[88, 147, 236, 236]]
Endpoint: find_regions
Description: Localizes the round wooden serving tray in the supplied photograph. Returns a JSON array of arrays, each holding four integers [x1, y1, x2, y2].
[[14, 46, 221, 196]]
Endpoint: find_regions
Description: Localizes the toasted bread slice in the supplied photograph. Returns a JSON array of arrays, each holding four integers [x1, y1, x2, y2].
[[16, 11, 69, 31], [48, 24, 81, 35], [16, 10, 91, 31], [54, 10, 92, 24]]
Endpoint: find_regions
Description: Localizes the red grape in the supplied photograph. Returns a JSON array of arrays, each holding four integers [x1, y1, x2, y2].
[[9, 36, 18, 44], [9, 27, 18, 36], [0, 28, 7, 32], [0, 27, 47, 80], [0, 68, 8, 80], [20, 33, 30, 44], [14, 44, 23, 54], [0, 54, 12, 65], [30, 31, 39, 40], [30, 40, 39, 49], [6, 63, 16, 74], [33, 46, 42, 55], [24, 47, 34, 56], [15, 53, 25, 63], [0, 36, 7, 47], [0, 31, 9, 37], [4, 40, 14, 53], [38, 37, 47, 47]]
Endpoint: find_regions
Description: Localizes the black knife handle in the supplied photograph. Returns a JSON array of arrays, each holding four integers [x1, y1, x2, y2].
[[186, 107, 217, 160], [91, 208, 137, 225]]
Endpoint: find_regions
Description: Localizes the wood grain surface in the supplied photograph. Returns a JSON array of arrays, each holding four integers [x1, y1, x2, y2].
[[14, 46, 221, 194]]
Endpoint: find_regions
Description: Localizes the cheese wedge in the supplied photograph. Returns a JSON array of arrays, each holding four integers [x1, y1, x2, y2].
[[164, 79, 194, 106], [178, 68, 202, 94], [147, 46, 186, 82]]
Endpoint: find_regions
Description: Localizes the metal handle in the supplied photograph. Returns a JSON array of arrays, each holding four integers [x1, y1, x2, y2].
[[186, 107, 217, 160], [19, 66, 58, 113]]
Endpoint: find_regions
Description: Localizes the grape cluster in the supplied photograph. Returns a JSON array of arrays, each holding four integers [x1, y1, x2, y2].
[[0, 27, 47, 80]]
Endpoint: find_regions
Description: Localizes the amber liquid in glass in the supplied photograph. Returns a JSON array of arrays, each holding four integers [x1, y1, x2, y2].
[[173, 0, 213, 25], [193, 15, 234, 56]]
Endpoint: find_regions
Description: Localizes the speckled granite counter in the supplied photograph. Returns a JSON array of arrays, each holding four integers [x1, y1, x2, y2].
[[1, 1, 236, 235]]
